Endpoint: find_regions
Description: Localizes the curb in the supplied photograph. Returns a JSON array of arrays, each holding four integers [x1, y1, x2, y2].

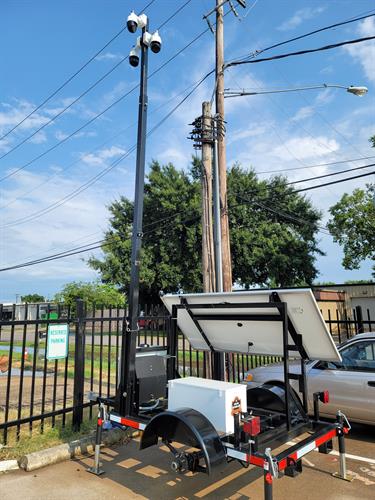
[[1, 427, 135, 474], [0, 459, 19, 473]]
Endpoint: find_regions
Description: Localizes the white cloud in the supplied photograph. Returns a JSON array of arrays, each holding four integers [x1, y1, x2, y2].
[[0, 100, 50, 135], [55, 130, 97, 141], [96, 52, 125, 62], [29, 131, 47, 144], [80, 145, 126, 167], [272, 136, 340, 161], [278, 6, 325, 31], [344, 17, 375, 83]]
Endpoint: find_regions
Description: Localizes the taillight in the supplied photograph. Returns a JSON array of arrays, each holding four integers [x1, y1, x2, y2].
[[320, 390, 329, 404], [243, 416, 261, 436]]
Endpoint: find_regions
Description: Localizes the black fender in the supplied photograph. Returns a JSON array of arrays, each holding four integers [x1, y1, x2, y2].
[[247, 383, 306, 420], [140, 407, 226, 474]]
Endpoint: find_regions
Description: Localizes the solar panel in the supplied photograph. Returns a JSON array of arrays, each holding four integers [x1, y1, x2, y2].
[[161, 289, 341, 362]]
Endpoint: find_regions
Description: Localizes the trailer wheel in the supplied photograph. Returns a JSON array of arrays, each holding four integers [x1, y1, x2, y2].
[[140, 407, 226, 474]]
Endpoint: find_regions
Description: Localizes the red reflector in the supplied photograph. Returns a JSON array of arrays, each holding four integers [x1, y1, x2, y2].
[[265, 472, 273, 484], [322, 391, 329, 404], [243, 416, 261, 436]]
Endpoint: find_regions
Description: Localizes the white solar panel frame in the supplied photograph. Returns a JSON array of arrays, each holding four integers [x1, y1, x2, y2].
[[161, 289, 341, 362]]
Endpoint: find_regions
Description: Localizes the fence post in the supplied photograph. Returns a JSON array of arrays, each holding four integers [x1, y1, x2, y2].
[[73, 299, 86, 431], [355, 305, 364, 334]]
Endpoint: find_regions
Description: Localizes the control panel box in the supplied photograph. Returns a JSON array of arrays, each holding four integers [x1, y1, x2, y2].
[[168, 377, 247, 434]]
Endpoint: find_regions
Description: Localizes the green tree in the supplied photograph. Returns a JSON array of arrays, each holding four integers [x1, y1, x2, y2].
[[54, 281, 125, 308], [89, 160, 323, 302], [21, 293, 45, 303], [327, 183, 375, 276], [89, 161, 202, 304], [228, 164, 322, 287]]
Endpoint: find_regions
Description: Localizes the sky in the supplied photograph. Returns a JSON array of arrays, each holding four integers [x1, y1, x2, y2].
[[0, 0, 374, 302]]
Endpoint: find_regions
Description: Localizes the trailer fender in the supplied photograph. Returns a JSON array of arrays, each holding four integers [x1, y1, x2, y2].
[[140, 407, 225, 474], [247, 383, 306, 419]]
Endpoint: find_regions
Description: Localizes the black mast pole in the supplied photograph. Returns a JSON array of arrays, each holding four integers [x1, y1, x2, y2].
[[118, 23, 149, 416]]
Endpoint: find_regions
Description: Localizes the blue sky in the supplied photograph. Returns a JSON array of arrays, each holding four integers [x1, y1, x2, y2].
[[0, 0, 374, 302]]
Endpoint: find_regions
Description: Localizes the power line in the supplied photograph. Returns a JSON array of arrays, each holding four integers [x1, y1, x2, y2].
[[288, 163, 375, 185], [0, 71, 213, 229], [0, 1, 196, 182], [226, 12, 375, 65], [234, 195, 330, 235], [0, 0, 157, 143], [0, 0, 193, 161], [0, 210, 202, 272], [5, 165, 375, 272], [0, 75, 203, 210], [0, 16, 211, 184], [256, 156, 375, 175], [0, 56, 129, 161], [294, 170, 375, 193], [225, 36, 375, 67]]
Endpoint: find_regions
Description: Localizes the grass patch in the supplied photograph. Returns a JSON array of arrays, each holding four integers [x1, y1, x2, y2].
[[0, 410, 96, 461]]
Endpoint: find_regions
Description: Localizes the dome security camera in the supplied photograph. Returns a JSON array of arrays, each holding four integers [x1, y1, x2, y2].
[[150, 30, 162, 53], [129, 46, 140, 67], [127, 11, 138, 33]]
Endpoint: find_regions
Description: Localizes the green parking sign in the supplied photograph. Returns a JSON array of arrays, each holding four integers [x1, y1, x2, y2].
[[47, 324, 69, 360]]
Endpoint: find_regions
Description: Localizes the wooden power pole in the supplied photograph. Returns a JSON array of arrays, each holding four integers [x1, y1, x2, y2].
[[201, 101, 216, 292], [215, 0, 232, 292]]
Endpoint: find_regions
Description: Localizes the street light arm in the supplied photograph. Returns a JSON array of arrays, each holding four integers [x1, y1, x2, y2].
[[223, 83, 368, 97]]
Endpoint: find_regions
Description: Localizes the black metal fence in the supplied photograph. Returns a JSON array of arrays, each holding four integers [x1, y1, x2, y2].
[[0, 301, 373, 445]]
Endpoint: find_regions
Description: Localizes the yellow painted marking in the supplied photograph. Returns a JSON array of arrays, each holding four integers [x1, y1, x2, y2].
[[194, 467, 250, 498], [117, 458, 141, 469], [136, 465, 168, 479]]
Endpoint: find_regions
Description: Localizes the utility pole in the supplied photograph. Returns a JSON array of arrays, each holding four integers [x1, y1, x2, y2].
[[215, 0, 232, 292], [201, 101, 216, 292]]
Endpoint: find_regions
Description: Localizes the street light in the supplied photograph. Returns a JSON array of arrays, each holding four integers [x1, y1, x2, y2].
[[118, 11, 162, 416], [223, 83, 368, 97]]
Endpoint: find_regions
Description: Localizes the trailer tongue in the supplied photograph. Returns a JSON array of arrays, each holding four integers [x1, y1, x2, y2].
[[88, 289, 352, 499]]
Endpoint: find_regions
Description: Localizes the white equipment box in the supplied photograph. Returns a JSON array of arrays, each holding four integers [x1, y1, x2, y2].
[[168, 377, 247, 434]]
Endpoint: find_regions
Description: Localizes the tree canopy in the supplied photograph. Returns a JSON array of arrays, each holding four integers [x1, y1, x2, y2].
[[21, 293, 45, 303], [327, 183, 375, 276], [54, 281, 125, 308], [89, 160, 323, 303]]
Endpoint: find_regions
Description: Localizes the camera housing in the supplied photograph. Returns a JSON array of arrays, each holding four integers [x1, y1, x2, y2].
[[126, 11, 138, 33], [126, 11, 148, 33], [129, 47, 140, 67], [150, 30, 162, 53]]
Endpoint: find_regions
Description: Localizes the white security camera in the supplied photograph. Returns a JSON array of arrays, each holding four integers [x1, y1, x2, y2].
[[129, 46, 140, 67], [150, 30, 162, 53], [127, 11, 138, 33], [126, 11, 148, 33]]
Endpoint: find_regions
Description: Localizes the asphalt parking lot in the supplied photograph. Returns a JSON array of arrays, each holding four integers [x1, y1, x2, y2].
[[1, 423, 374, 500]]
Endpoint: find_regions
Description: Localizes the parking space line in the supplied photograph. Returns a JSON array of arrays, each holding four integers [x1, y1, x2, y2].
[[287, 441, 375, 465]]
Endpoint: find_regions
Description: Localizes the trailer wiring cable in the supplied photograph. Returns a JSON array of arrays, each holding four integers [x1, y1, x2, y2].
[[0, 0, 199, 183], [0, 71, 214, 229], [225, 11, 375, 65], [0, 0, 157, 143]]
